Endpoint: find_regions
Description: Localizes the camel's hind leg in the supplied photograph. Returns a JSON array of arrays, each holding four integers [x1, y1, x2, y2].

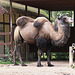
[[37, 49, 43, 67], [13, 42, 27, 66], [16, 44, 27, 66], [13, 45, 19, 65]]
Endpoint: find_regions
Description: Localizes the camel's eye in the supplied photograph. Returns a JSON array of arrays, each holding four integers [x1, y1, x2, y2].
[[63, 17, 66, 20], [58, 18, 60, 20]]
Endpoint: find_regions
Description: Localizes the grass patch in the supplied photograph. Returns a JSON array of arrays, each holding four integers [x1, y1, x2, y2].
[[0, 60, 13, 64], [0, 60, 31, 64]]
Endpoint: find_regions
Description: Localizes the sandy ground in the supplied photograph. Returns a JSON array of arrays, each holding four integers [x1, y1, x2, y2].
[[0, 61, 75, 75]]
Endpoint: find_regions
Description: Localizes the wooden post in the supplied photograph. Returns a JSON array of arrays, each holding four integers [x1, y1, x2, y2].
[[38, 8, 40, 17], [49, 10, 50, 21], [10, 0, 13, 54], [73, 10, 75, 25], [69, 46, 73, 66], [3, 14, 5, 54], [74, 52, 75, 61], [25, 5, 27, 16], [24, 5, 29, 61]]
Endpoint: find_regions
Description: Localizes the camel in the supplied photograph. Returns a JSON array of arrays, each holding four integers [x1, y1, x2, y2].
[[13, 14, 72, 67]]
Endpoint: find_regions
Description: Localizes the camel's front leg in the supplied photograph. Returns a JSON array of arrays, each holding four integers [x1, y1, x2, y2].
[[37, 49, 43, 67], [46, 50, 54, 67], [16, 44, 27, 66]]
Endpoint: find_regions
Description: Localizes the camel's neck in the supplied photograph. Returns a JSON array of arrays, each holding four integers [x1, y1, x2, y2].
[[48, 19, 64, 41], [48, 19, 70, 46]]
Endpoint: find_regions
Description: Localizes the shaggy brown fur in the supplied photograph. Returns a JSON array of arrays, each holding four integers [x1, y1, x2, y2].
[[13, 14, 72, 66]]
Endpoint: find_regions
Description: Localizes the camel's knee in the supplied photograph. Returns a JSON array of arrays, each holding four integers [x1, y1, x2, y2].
[[38, 50, 42, 56], [46, 50, 50, 56], [13, 43, 21, 57], [13, 45, 17, 56], [13, 45, 16, 52]]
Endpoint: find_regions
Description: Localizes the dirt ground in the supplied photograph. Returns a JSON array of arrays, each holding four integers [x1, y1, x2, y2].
[[0, 61, 75, 75]]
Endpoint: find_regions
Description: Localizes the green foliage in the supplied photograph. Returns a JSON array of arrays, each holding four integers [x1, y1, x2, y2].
[[0, 45, 13, 64], [5, 45, 13, 62], [57, 11, 72, 17], [43, 10, 72, 22], [51, 52, 69, 60], [0, 45, 31, 64], [0, 60, 31, 64], [40, 52, 69, 60], [41, 53, 47, 59], [0, 60, 13, 64]]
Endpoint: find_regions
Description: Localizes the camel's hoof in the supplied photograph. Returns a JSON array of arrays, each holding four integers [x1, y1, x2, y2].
[[22, 64, 27, 66], [48, 64, 54, 67], [13, 63, 19, 66], [37, 65, 43, 67]]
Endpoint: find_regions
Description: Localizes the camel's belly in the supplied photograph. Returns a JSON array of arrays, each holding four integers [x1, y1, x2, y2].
[[20, 23, 38, 43], [21, 31, 36, 43]]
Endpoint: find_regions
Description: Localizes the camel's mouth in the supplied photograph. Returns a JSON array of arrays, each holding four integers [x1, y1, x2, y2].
[[66, 17, 73, 23]]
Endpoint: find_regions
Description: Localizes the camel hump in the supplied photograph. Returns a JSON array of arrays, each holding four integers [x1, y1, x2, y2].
[[16, 16, 34, 27], [34, 17, 48, 28]]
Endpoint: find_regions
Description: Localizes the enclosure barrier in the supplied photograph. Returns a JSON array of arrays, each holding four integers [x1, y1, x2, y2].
[[0, 0, 12, 57], [69, 43, 75, 67]]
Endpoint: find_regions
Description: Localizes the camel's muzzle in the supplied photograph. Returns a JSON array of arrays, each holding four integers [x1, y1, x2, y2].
[[67, 17, 73, 23]]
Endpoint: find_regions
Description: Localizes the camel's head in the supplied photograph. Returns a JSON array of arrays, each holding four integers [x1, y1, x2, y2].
[[58, 14, 73, 25], [54, 14, 73, 31], [53, 14, 73, 47]]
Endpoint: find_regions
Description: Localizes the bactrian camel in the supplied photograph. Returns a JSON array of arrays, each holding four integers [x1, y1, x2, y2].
[[13, 14, 72, 67]]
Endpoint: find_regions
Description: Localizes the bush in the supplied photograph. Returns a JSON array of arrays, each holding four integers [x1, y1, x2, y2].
[[0, 45, 13, 64]]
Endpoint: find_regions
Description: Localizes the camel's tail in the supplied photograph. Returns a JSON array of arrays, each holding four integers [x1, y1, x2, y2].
[[34, 17, 48, 28], [16, 16, 34, 27]]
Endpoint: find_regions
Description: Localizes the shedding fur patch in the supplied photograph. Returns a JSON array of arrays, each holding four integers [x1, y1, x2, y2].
[[34, 17, 48, 28], [36, 36, 47, 50], [34, 21, 42, 28]]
